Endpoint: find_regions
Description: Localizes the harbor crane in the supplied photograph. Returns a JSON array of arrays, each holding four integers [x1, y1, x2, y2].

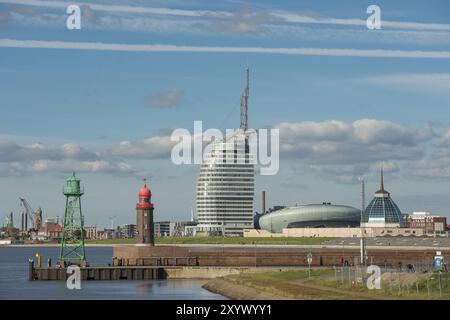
[[19, 197, 42, 231]]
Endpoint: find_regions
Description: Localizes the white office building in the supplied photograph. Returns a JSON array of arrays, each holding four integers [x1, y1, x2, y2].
[[196, 131, 255, 236], [195, 68, 255, 236]]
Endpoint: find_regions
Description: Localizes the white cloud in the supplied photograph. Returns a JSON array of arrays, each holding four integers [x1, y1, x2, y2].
[[271, 12, 450, 31], [410, 125, 450, 179], [144, 89, 184, 108], [0, 139, 139, 176], [359, 73, 450, 93], [276, 119, 431, 182], [1, 39, 450, 59], [193, 10, 278, 34], [0, 119, 442, 182], [2, 0, 450, 31], [0, 0, 231, 18], [4, 159, 136, 175], [109, 135, 174, 159]]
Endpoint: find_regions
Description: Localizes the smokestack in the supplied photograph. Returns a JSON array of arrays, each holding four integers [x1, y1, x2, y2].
[[25, 212, 28, 231], [9, 212, 13, 228], [262, 191, 266, 214], [21, 212, 24, 231]]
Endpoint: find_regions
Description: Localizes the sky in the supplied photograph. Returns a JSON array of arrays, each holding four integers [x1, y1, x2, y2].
[[0, 0, 450, 228]]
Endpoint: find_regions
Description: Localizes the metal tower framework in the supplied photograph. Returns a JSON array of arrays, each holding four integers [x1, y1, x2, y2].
[[240, 67, 249, 131], [59, 172, 86, 266]]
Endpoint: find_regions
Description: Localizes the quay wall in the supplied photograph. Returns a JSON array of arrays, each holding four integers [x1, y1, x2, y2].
[[113, 245, 448, 267]]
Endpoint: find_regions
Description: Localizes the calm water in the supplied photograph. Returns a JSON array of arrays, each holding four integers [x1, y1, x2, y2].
[[0, 247, 224, 300]]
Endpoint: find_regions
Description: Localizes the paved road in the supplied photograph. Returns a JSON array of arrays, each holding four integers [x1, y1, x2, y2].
[[324, 237, 450, 249]]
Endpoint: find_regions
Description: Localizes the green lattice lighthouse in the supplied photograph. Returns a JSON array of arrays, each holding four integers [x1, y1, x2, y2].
[[59, 172, 87, 267]]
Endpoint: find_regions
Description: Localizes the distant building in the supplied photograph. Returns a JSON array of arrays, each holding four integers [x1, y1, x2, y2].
[[46, 224, 62, 240], [118, 224, 136, 239], [361, 168, 405, 228], [154, 221, 171, 237], [85, 226, 97, 240], [98, 228, 116, 240], [185, 225, 223, 237], [258, 203, 360, 233], [245, 227, 425, 238], [170, 221, 197, 237], [404, 212, 447, 235], [37, 218, 62, 241]]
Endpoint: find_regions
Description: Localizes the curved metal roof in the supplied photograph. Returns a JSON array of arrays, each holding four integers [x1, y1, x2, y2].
[[258, 204, 360, 233]]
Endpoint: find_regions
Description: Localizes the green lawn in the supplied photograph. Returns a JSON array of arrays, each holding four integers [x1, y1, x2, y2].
[[85, 238, 136, 244], [217, 269, 450, 300], [305, 271, 450, 300], [85, 236, 333, 245], [224, 269, 355, 300]]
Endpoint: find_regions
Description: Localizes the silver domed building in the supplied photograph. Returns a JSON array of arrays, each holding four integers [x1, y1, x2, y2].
[[361, 168, 404, 228], [258, 203, 360, 233]]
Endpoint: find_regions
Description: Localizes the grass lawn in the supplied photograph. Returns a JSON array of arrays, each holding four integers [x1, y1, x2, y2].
[[224, 269, 354, 300], [219, 269, 450, 300], [305, 271, 450, 300], [85, 236, 333, 245]]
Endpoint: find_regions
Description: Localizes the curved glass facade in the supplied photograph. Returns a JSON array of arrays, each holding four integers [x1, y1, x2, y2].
[[362, 196, 404, 225], [361, 169, 404, 227]]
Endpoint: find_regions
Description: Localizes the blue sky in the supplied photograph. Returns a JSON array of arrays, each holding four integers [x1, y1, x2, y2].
[[1, 0, 450, 228]]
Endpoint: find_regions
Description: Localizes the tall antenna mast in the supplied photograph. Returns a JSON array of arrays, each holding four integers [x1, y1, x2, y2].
[[358, 176, 365, 225], [240, 67, 249, 131], [359, 175, 366, 265], [361, 177, 365, 222]]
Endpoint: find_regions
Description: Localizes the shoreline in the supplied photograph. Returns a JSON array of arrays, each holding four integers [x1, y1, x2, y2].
[[202, 277, 290, 300]]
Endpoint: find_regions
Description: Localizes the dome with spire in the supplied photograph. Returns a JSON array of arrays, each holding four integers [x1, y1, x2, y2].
[[139, 182, 151, 199], [137, 179, 153, 209], [361, 168, 404, 227]]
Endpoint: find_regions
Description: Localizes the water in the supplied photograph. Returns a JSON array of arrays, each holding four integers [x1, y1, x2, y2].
[[0, 246, 225, 300]]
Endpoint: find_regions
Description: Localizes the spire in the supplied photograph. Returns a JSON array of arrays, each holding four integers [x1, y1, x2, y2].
[[375, 165, 389, 196], [240, 67, 249, 131]]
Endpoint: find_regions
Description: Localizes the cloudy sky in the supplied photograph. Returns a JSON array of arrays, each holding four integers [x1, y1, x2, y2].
[[1, 0, 450, 228]]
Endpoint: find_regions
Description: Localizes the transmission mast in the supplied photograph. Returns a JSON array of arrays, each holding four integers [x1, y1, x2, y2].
[[59, 172, 87, 267], [359, 176, 367, 265], [360, 176, 365, 224], [240, 67, 249, 131]]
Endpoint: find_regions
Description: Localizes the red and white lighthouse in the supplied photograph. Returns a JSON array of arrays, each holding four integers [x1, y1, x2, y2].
[[136, 179, 155, 245]]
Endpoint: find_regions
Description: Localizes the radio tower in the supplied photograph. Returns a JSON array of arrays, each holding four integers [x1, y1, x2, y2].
[[59, 172, 87, 267], [360, 176, 365, 224], [359, 175, 367, 265], [240, 67, 249, 131]]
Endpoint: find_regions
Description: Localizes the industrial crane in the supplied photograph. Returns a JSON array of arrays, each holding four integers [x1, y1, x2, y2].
[[19, 197, 42, 231]]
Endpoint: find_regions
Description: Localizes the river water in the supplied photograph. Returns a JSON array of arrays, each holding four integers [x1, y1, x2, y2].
[[0, 246, 224, 300]]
